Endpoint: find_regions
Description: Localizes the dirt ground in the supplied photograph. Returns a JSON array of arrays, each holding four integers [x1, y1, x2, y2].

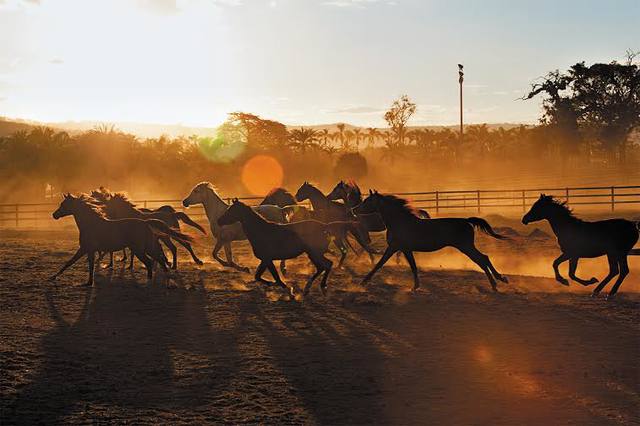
[[1, 222, 639, 425]]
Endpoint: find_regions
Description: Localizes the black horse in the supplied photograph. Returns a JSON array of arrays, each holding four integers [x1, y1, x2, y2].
[[522, 194, 639, 299], [356, 190, 508, 292]]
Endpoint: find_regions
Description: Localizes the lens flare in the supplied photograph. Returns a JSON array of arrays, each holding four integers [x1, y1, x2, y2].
[[241, 155, 284, 196]]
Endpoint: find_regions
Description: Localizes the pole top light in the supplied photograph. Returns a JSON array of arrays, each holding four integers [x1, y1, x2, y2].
[[458, 64, 464, 83]]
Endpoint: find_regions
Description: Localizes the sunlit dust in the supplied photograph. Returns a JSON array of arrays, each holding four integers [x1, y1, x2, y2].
[[241, 155, 284, 196]]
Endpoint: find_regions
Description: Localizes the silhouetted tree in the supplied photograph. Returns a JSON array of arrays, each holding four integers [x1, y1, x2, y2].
[[384, 95, 417, 146]]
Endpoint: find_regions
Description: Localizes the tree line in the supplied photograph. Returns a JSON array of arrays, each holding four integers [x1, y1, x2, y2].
[[0, 57, 638, 202]]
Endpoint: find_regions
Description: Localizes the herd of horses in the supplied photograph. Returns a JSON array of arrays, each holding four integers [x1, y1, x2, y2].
[[50, 180, 640, 300]]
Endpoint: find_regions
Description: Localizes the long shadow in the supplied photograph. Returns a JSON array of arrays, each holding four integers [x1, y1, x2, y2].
[[4, 272, 239, 424], [250, 297, 393, 425]]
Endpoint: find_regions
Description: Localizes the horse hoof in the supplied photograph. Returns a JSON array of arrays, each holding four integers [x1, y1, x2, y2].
[[48, 275, 57, 282], [590, 291, 600, 298], [321, 286, 328, 296], [499, 275, 509, 284], [605, 293, 615, 301], [558, 279, 569, 286], [195, 260, 204, 266]]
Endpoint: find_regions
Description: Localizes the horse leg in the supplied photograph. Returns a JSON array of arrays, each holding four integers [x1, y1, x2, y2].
[[568, 258, 598, 286], [85, 251, 96, 287], [606, 256, 629, 299], [254, 261, 270, 284], [121, 248, 128, 263], [132, 250, 155, 280], [552, 253, 570, 286], [279, 260, 287, 276], [402, 251, 420, 291], [212, 239, 230, 267], [129, 248, 135, 270], [307, 253, 332, 295], [173, 237, 204, 266], [332, 237, 348, 268], [350, 229, 376, 264], [361, 246, 397, 285], [224, 243, 250, 273], [592, 254, 619, 297], [107, 252, 114, 268], [50, 248, 86, 281], [266, 261, 289, 291], [161, 236, 178, 270], [457, 245, 498, 291]]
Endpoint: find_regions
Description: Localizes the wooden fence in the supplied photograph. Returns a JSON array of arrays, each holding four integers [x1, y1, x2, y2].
[[1, 185, 639, 228]]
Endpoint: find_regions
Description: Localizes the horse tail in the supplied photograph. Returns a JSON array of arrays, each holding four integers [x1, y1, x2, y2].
[[175, 211, 207, 235], [466, 217, 508, 240], [146, 219, 194, 244]]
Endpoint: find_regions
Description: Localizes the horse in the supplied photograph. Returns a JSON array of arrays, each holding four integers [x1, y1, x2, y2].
[[260, 187, 297, 207], [355, 190, 508, 292], [97, 191, 205, 269], [218, 199, 344, 295], [260, 187, 311, 222], [295, 181, 377, 262], [50, 193, 192, 286], [522, 194, 640, 299], [182, 182, 292, 273]]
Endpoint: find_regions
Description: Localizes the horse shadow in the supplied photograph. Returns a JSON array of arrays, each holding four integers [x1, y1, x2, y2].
[[248, 296, 399, 424], [5, 272, 240, 424]]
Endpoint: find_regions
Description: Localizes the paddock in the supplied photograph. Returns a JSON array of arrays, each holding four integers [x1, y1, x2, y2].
[[1, 225, 638, 425]]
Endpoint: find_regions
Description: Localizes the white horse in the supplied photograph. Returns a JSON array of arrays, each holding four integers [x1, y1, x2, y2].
[[182, 182, 290, 272]]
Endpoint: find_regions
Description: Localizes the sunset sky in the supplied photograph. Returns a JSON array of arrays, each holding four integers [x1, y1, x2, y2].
[[0, 0, 638, 128]]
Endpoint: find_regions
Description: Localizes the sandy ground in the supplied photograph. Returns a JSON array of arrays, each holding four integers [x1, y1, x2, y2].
[[1, 223, 639, 425]]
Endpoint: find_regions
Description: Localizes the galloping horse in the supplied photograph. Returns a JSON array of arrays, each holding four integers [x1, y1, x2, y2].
[[295, 181, 377, 262], [218, 199, 347, 295], [260, 187, 311, 222], [356, 190, 508, 292], [182, 182, 291, 272], [50, 194, 192, 286], [93, 189, 205, 269], [522, 194, 639, 299]]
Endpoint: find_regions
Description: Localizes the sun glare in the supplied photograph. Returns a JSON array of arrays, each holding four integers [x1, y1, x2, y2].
[[241, 155, 284, 196]]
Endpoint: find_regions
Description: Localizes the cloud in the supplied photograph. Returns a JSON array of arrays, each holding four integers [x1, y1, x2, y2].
[[49, 58, 64, 65], [325, 105, 384, 114], [137, 0, 241, 14]]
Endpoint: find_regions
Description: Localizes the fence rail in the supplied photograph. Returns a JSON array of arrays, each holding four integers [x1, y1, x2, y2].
[[1, 185, 639, 228]]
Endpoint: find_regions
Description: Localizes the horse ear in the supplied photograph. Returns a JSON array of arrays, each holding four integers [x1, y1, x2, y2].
[[368, 189, 373, 195], [233, 197, 239, 203], [374, 189, 378, 194]]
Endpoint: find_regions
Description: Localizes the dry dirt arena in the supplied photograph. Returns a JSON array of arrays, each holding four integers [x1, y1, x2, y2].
[[1, 217, 639, 425]]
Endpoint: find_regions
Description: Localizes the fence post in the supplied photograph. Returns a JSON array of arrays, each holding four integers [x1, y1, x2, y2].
[[435, 191, 439, 215], [477, 190, 481, 213], [15, 204, 18, 228], [565, 187, 570, 205], [522, 190, 526, 212], [611, 186, 615, 211]]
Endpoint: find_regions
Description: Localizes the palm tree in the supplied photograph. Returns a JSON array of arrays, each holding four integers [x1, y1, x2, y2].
[[289, 127, 319, 154], [352, 128, 362, 151], [336, 123, 346, 150], [366, 127, 381, 148], [343, 129, 354, 152]]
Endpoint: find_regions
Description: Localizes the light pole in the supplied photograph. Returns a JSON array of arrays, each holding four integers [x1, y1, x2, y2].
[[458, 64, 464, 151]]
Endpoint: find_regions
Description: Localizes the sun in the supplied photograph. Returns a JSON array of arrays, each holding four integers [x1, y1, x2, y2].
[[241, 155, 284, 196]]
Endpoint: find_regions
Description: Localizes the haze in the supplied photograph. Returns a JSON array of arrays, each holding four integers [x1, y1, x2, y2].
[[0, 0, 638, 127]]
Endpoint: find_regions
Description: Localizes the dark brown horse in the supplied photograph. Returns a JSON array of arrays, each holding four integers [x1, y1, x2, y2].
[[218, 199, 342, 295], [356, 191, 508, 292], [260, 187, 298, 208], [295, 181, 377, 262], [98, 191, 205, 269], [522, 194, 640, 299], [50, 194, 193, 286]]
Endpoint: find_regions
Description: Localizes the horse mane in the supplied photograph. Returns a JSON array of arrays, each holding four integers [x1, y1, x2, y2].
[[378, 194, 422, 219], [195, 181, 226, 203], [345, 180, 362, 202], [540, 195, 578, 219], [109, 191, 137, 208], [74, 194, 108, 219]]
